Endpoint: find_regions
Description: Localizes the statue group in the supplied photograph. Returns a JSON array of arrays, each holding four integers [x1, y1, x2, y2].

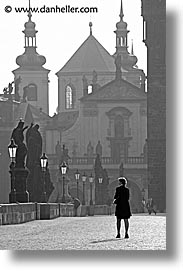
[[11, 120, 54, 202]]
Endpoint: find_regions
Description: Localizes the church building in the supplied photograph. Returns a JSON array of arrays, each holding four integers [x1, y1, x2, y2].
[[47, 0, 147, 162]]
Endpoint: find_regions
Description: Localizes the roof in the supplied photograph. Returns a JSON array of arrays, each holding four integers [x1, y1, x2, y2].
[[56, 34, 117, 75], [14, 102, 51, 125], [80, 77, 147, 102], [46, 111, 79, 131]]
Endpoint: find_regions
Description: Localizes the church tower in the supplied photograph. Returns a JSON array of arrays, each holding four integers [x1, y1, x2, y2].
[[114, 0, 146, 90], [12, 10, 50, 114]]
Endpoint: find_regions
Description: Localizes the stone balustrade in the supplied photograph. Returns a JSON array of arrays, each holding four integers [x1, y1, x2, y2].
[[48, 154, 146, 166], [0, 202, 115, 226]]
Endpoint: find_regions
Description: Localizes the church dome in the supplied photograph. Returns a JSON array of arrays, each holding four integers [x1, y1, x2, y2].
[[116, 20, 127, 30], [16, 47, 46, 69], [23, 13, 37, 37], [128, 54, 138, 68]]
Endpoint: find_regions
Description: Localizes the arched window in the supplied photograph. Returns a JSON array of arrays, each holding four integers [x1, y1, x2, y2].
[[26, 83, 37, 101], [65, 85, 74, 109]]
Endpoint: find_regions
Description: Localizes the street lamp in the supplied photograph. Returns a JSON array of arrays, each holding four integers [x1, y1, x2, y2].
[[89, 173, 94, 205], [8, 139, 17, 203], [75, 169, 80, 199], [40, 153, 48, 203], [82, 172, 87, 205], [60, 161, 67, 203], [98, 176, 103, 184]]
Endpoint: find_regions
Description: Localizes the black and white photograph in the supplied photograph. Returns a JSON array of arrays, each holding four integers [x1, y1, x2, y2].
[[0, 0, 181, 271], [0, 0, 166, 252]]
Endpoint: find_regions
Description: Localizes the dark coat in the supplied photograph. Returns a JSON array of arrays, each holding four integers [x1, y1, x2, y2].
[[114, 185, 132, 219]]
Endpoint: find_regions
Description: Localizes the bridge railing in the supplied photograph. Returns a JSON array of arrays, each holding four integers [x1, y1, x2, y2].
[[48, 155, 146, 166]]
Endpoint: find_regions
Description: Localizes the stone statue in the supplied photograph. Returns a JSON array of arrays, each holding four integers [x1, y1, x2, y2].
[[82, 75, 88, 96], [94, 154, 102, 176], [95, 140, 102, 157], [26, 124, 42, 168], [11, 120, 28, 168], [14, 76, 21, 101], [92, 70, 98, 93], [87, 141, 94, 157], [60, 144, 70, 164], [23, 86, 28, 102], [55, 141, 62, 159], [92, 70, 97, 85], [8, 82, 13, 94], [25, 122, 34, 146]]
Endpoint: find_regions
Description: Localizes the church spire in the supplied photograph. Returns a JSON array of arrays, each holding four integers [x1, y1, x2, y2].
[[16, 0, 47, 69], [114, 0, 129, 55], [119, 0, 124, 21]]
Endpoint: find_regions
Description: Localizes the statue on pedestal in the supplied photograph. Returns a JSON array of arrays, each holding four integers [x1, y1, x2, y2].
[[11, 120, 28, 168], [95, 140, 102, 157]]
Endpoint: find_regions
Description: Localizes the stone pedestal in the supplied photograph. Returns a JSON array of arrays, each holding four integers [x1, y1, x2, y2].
[[14, 168, 29, 203]]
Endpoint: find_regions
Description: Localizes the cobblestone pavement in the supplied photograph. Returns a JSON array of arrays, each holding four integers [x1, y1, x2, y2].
[[0, 214, 166, 250]]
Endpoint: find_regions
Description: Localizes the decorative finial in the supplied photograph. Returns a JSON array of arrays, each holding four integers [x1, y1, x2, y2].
[[119, 0, 124, 21], [28, 0, 32, 20], [89, 22, 93, 35]]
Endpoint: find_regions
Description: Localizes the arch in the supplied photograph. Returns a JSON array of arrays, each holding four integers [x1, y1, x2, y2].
[[108, 179, 143, 213], [106, 106, 132, 119]]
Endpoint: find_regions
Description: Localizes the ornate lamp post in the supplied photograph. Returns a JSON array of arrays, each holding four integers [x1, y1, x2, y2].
[[82, 172, 87, 205], [75, 169, 80, 199], [89, 173, 94, 205], [8, 139, 17, 203], [98, 175, 103, 204], [40, 153, 48, 203], [60, 161, 67, 203]]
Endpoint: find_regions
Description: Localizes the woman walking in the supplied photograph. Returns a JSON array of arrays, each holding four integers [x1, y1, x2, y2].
[[113, 177, 132, 238]]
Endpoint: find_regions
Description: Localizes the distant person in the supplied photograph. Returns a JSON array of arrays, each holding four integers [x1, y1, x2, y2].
[[113, 177, 132, 239], [72, 197, 81, 217], [146, 198, 156, 215]]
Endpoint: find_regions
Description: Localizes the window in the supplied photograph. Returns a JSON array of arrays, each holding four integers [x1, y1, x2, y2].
[[26, 83, 37, 101], [114, 115, 124, 138], [65, 85, 73, 109], [88, 85, 93, 94]]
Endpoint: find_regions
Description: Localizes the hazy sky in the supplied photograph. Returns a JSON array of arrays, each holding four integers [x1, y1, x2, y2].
[[0, 0, 171, 116]]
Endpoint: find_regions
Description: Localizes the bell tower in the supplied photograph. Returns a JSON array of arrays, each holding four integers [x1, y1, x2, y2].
[[12, 0, 50, 114]]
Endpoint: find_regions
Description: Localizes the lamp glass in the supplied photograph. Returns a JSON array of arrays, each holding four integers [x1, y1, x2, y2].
[[82, 174, 87, 182], [40, 153, 48, 169], [75, 169, 80, 180], [61, 162, 67, 175], [89, 174, 94, 183], [8, 139, 17, 160], [98, 177, 103, 184]]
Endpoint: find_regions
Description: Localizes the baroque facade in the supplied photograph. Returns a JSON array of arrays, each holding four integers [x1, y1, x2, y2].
[[0, 0, 149, 212]]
